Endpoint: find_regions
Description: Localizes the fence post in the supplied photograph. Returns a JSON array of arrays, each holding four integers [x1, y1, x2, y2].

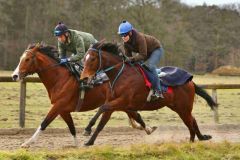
[[212, 89, 219, 123], [19, 80, 26, 128]]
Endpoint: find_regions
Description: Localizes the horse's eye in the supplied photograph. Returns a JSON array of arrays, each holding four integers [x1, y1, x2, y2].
[[25, 58, 30, 62]]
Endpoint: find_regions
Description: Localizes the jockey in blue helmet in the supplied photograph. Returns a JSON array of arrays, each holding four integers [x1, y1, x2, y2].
[[118, 20, 164, 99]]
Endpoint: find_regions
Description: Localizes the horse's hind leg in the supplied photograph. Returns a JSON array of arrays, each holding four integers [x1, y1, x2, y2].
[[128, 116, 144, 130], [60, 112, 78, 146], [177, 111, 196, 142], [193, 117, 212, 141], [127, 111, 157, 135], [127, 111, 143, 130]]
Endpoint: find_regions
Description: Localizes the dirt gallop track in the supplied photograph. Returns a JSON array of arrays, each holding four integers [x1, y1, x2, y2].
[[0, 124, 239, 150]]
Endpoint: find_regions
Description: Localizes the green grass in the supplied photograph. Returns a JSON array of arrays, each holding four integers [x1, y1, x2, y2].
[[1, 70, 240, 128], [0, 142, 239, 160]]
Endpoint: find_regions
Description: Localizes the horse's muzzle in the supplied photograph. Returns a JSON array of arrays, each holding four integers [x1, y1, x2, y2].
[[12, 74, 19, 81], [80, 72, 94, 81]]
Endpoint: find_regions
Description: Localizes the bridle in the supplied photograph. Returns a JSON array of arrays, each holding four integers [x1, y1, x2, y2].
[[22, 49, 61, 75], [87, 48, 125, 92]]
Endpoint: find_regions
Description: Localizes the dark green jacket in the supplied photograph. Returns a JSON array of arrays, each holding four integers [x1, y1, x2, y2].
[[58, 29, 97, 62]]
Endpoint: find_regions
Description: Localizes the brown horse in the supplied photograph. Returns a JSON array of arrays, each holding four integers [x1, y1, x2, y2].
[[80, 42, 218, 146], [12, 44, 156, 147]]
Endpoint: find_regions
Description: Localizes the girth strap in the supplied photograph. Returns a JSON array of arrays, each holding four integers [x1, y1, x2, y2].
[[75, 82, 87, 112]]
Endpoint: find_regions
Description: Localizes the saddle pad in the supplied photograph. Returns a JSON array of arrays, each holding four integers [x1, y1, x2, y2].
[[158, 66, 193, 86]]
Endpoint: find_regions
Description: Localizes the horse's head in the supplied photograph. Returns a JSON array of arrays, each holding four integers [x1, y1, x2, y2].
[[12, 43, 58, 81], [80, 40, 123, 81], [12, 44, 41, 81], [80, 40, 105, 80]]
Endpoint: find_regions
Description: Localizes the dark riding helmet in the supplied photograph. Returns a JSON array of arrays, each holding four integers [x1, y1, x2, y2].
[[54, 22, 68, 36]]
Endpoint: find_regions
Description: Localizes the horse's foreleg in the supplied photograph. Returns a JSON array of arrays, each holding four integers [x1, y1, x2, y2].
[[60, 112, 78, 146], [21, 106, 59, 148], [83, 110, 150, 136], [84, 98, 125, 146], [21, 126, 42, 148], [126, 111, 157, 135], [83, 108, 103, 136], [84, 110, 113, 146]]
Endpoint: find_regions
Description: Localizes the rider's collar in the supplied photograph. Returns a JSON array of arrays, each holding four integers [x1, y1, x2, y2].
[[62, 32, 71, 45], [66, 34, 71, 44]]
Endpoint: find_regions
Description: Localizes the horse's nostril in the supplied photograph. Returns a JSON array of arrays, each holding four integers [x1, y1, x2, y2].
[[12, 74, 18, 81]]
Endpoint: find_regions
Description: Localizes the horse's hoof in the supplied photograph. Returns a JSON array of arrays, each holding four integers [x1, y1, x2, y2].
[[199, 135, 212, 141], [145, 126, 157, 135], [135, 126, 144, 130], [83, 130, 91, 136], [21, 143, 30, 148], [84, 141, 94, 146], [151, 126, 157, 133]]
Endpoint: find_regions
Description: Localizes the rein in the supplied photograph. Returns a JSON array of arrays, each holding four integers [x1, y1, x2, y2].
[[88, 48, 125, 94]]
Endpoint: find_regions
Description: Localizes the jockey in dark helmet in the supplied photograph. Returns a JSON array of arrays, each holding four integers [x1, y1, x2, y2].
[[54, 22, 98, 64], [118, 20, 164, 99]]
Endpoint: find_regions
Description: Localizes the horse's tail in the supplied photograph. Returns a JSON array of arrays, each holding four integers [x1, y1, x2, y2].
[[193, 82, 218, 110]]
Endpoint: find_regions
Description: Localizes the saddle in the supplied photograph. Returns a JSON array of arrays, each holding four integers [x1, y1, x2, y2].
[[65, 62, 82, 81], [137, 63, 192, 86], [133, 63, 193, 102], [65, 62, 109, 87]]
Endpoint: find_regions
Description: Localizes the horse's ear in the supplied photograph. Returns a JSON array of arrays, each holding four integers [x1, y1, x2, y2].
[[27, 44, 31, 49], [89, 43, 93, 48], [32, 42, 40, 51], [96, 39, 106, 49], [40, 41, 45, 47]]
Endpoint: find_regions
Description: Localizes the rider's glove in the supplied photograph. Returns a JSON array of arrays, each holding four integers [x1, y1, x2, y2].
[[60, 58, 69, 64], [125, 57, 135, 63]]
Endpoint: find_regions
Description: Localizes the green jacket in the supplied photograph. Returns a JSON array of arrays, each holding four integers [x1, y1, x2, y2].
[[58, 29, 97, 62]]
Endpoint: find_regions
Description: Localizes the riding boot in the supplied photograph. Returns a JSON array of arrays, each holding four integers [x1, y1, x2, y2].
[[156, 80, 164, 99]]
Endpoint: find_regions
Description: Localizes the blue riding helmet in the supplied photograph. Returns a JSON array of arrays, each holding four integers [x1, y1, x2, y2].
[[54, 22, 68, 36], [118, 20, 133, 35]]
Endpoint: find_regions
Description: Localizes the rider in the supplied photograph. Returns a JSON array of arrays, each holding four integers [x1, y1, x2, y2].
[[118, 20, 164, 99], [54, 22, 97, 64]]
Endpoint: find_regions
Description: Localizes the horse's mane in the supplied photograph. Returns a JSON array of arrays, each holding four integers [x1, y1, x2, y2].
[[92, 42, 121, 57], [28, 43, 59, 62]]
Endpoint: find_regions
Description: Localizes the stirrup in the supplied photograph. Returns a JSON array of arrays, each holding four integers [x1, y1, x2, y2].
[[80, 82, 93, 90], [153, 91, 164, 99]]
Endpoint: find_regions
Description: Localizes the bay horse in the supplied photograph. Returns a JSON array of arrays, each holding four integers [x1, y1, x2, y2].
[[80, 41, 218, 146], [11, 43, 156, 147]]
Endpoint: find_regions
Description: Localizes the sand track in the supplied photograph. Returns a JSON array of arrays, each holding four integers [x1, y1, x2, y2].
[[0, 124, 239, 150]]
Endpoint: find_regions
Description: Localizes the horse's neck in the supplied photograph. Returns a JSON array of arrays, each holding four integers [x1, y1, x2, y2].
[[104, 61, 144, 89], [102, 55, 123, 82], [37, 56, 71, 91]]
